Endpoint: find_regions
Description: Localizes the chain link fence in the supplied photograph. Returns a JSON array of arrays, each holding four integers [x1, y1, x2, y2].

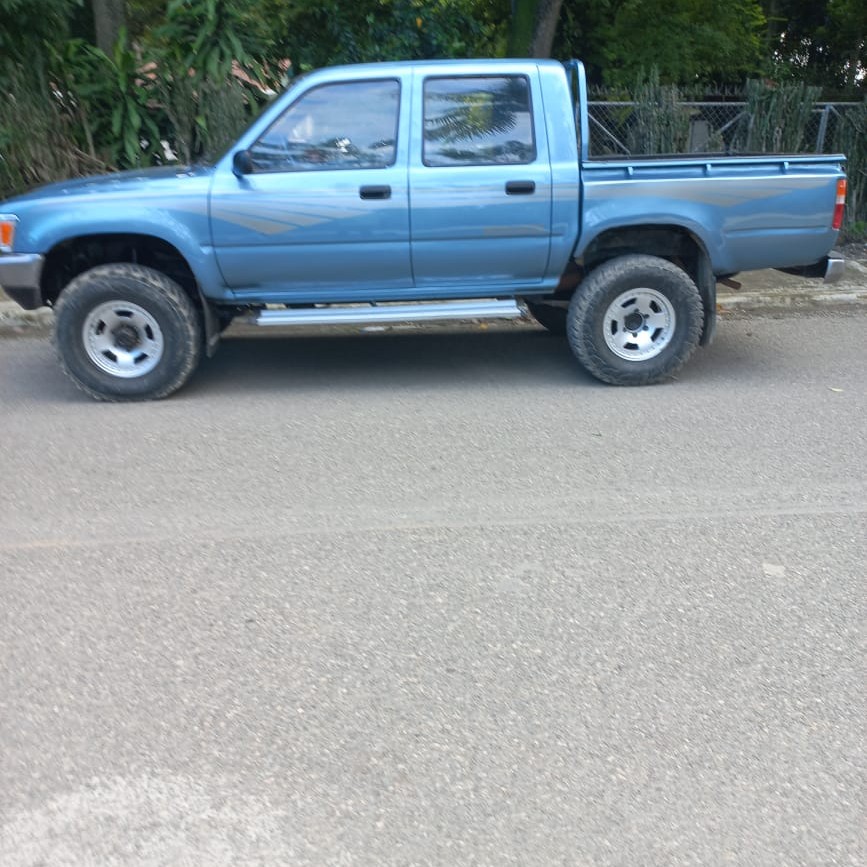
[[585, 98, 866, 225], [587, 101, 859, 157]]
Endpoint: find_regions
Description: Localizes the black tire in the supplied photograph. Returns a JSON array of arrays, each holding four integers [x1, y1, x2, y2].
[[567, 254, 703, 386], [525, 300, 568, 335], [53, 263, 203, 401]]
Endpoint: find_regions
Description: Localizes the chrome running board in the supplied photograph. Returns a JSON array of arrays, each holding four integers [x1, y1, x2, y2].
[[253, 299, 523, 327]]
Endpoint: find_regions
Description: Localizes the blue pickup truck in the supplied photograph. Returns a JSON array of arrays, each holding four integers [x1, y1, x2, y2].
[[0, 59, 847, 400]]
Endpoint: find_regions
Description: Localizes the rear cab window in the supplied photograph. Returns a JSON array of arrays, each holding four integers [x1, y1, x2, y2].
[[422, 75, 536, 167]]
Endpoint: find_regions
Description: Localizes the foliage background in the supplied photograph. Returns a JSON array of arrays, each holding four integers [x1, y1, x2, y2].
[[0, 0, 864, 227]]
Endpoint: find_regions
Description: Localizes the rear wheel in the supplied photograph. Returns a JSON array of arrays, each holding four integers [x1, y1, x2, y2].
[[567, 254, 702, 386], [54, 263, 203, 401]]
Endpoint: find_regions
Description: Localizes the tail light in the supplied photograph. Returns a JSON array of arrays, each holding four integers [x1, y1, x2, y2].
[[832, 178, 846, 230]]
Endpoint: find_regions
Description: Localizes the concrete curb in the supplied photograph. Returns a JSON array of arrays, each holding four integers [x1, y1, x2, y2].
[[2, 267, 866, 337], [716, 284, 867, 316], [0, 302, 53, 335]]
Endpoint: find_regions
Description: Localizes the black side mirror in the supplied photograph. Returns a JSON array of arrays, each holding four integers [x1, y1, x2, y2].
[[232, 149, 253, 177]]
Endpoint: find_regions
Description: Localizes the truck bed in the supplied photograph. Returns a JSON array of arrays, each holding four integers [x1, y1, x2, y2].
[[577, 153, 845, 275]]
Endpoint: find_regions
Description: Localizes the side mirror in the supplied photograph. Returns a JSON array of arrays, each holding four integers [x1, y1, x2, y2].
[[232, 149, 253, 177]]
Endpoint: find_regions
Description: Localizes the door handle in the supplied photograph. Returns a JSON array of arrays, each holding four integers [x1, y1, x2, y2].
[[359, 185, 391, 200], [505, 180, 536, 195]]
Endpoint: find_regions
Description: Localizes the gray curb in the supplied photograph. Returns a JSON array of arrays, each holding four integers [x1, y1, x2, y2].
[[716, 287, 867, 316], [0, 303, 53, 334], [2, 268, 866, 336]]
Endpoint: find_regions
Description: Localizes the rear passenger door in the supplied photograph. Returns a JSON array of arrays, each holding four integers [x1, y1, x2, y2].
[[409, 70, 552, 289]]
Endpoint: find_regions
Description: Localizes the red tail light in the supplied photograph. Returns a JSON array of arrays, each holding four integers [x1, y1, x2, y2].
[[832, 178, 846, 230]]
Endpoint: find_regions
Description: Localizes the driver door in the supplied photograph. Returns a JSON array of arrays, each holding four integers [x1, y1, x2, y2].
[[210, 78, 412, 300]]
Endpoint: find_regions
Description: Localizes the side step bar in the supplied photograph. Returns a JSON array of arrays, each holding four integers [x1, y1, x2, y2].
[[253, 299, 523, 327]]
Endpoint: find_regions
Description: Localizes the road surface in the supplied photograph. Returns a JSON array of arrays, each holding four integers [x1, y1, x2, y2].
[[1, 314, 865, 865]]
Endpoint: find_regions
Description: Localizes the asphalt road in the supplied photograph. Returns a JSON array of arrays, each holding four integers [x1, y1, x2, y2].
[[1, 314, 865, 866]]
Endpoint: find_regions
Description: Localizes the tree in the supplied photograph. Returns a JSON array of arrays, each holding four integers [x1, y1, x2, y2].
[[0, 0, 80, 65], [269, 0, 502, 72], [555, 0, 766, 86], [830, 0, 867, 92], [761, 0, 865, 94], [509, 0, 564, 57], [92, 0, 126, 53]]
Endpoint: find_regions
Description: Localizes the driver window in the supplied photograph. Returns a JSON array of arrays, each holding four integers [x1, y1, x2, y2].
[[249, 79, 400, 173]]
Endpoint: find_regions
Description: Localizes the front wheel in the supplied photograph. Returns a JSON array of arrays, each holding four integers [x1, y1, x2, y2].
[[567, 254, 703, 386], [53, 264, 203, 401]]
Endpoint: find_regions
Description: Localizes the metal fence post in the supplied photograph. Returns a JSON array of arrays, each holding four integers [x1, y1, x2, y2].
[[816, 104, 831, 153]]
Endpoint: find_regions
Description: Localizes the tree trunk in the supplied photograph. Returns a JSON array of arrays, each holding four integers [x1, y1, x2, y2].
[[509, 0, 564, 58], [529, 0, 564, 58], [92, 0, 126, 53]]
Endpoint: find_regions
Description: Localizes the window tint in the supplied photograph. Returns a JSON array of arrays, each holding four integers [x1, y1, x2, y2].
[[423, 76, 535, 167], [250, 80, 400, 173]]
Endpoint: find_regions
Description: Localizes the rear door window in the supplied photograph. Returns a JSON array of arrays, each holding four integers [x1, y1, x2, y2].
[[423, 76, 536, 167]]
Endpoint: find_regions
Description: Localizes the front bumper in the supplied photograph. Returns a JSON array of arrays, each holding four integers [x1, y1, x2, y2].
[[777, 251, 846, 284], [0, 253, 45, 309]]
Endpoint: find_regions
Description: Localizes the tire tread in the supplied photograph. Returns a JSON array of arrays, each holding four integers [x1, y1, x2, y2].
[[53, 263, 202, 401], [567, 254, 703, 386]]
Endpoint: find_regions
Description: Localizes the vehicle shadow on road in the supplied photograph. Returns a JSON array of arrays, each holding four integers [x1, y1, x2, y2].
[[186, 322, 773, 398], [1, 321, 776, 404], [187, 327, 595, 396]]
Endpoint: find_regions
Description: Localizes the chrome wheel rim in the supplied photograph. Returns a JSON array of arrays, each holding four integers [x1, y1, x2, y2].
[[603, 288, 676, 361], [82, 301, 164, 378]]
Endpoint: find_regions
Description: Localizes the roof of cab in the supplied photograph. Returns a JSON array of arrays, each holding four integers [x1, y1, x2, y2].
[[304, 58, 567, 79]]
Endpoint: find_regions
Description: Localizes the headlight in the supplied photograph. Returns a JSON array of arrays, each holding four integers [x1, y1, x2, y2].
[[0, 215, 19, 253]]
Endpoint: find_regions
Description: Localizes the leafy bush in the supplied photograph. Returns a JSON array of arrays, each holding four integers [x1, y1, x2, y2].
[[48, 32, 162, 170], [0, 66, 111, 196], [143, 0, 262, 165], [157, 73, 259, 165], [0, 0, 268, 199]]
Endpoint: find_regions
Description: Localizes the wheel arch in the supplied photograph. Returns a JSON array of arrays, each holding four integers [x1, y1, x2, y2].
[[40, 232, 221, 355], [41, 233, 197, 305], [575, 224, 716, 346]]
